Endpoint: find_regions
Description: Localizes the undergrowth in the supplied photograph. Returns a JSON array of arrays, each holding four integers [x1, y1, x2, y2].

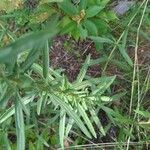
[[0, 0, 149, 149]]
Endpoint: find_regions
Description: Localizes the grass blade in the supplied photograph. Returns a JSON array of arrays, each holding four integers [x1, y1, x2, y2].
[[118, 29, 133, 67]]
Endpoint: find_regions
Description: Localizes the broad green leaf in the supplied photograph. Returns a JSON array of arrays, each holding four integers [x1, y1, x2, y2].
[[84, 19, 98, 36], [100, 0, 110, 6], [105, 10, 118, 21], [51, 94, 92, 138], [92, 19, 109, 35], [71, 27, 81, 40], [58, 0, 78, 16], [79, 0, 87, 10], [61, 21, 76, 35], [59, 15, 71, 27], [78, 103, 96, 138], [94, 42, 103, 50], [78, 24, 88, 39], [86, 6, 103, 18]]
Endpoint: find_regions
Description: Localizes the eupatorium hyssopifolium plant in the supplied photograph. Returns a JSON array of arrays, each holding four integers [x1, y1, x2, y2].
[[0, 18, 118, 149], [0, 1, 122, 149]]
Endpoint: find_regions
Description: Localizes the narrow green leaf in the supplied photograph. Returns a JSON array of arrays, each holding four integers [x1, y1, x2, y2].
[[31, 63, 54, 81], [59, 109, 66, 148], [65, 118, 74, 137], [0, 88, 14, 108], [0, 16, 58, 70], [134, 110, 150, 118], [76, 54, 90, 83], [0, 96, 34, 124], [72, 80, 92, 90], [51, 94, 92, 138], [78, 103, 97, 138], [15, 93, 25, 150], [37, 93, 47, 115], [118, 29, 133, 67], [90, 109, 106, 136], [36, 134, 50, 148], [43, 40, 50, 79], [92, 76, 116, 95], [20, 48, 41, 72], [3, 133, 11, 150], [101, 96, 112, 102], [29, 142, 36, 150], [89, 36, 114, 44], [18, 95, 30, 117]]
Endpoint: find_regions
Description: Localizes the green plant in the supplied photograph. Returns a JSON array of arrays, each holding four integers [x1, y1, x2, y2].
[[0, 7, 119, 149], [0, 0, 117, 50], [58, 0, 117, 49], [0, 24, 119, 148], [0, 0, 149, 149], [0, 35, 119, 149]]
